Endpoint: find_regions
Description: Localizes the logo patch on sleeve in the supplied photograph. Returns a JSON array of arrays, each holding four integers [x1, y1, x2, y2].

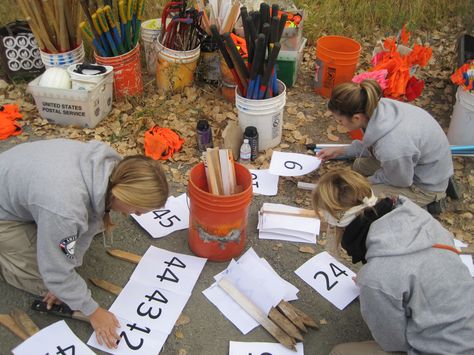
[[59, 236, 78, 259]]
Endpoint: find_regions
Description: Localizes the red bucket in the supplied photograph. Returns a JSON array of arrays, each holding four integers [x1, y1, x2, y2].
[[188, 162, 253, 261], [95, 43, 143, 98]]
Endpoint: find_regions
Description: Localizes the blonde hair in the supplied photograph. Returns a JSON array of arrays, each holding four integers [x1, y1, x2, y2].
[[103, 156, 169, 230], [328, 80, 382, 119], [312, 169, 372, 218]]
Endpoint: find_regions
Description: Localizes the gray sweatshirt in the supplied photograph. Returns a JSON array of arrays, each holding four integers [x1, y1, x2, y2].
[[357, 197, 474, 354], [0, 139, 121, 315], [345, 98, 453, 192]]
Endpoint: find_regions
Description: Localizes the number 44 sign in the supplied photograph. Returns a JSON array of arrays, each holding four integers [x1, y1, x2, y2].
[[295, 251, 359, 310]]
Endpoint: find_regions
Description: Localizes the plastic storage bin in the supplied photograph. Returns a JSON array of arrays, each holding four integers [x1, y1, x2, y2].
[[27, 74, 113, 128], [279, 10, 304, 51], [276, 37, 306, 88]]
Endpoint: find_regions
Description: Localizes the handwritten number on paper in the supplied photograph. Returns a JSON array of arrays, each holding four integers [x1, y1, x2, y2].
[[55, 345, 75, 355], [152, 209, 181, 228], [136, 302, 162, 319], [156, 267, 179, 283], [119, 323, 150, 350], [251, 173, 259, 188], [284, 161, 303, 170], [314, 263, 349, 291], [164, 257, 186, 269]]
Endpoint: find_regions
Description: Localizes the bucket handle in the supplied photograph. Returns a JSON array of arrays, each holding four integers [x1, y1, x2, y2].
[[73, 63, 107, 75]]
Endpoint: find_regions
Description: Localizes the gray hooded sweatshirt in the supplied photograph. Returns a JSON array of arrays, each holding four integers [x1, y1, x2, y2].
[[0, 139, 121, 316], [344, 98, 453, 192], [356, 197, 474, 354]]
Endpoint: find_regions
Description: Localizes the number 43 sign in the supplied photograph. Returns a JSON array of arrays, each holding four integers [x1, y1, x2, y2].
[[295, 251, 359, 310]]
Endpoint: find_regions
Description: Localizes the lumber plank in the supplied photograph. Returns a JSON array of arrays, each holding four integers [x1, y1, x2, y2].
[[10, 309, 40, 337], [0, 314, 29, 340], [276, 301, 307, 333], [278, 300, 319, 329], [268, 307, 304, 341]]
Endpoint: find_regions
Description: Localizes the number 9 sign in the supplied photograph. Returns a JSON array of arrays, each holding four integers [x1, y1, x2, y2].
[[269, 151, 321, 177]]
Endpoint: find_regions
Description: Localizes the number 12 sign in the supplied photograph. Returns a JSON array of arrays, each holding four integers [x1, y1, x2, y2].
[[295, 251, 359, 310]]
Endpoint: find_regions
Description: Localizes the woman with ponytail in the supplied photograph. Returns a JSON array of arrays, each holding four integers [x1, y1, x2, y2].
[[0, 139, 169, 349], [312, 169, 474, 355], [317, 80, 453, 210]]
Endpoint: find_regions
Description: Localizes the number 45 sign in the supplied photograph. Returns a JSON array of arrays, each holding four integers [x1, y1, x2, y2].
[[295, 251, 359, 310]]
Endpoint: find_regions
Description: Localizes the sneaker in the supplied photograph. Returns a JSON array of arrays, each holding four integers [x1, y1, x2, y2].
[[427, 199, 446, 216]]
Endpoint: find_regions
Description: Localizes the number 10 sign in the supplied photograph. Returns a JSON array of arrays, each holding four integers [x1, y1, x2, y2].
[[295, 251, 359, 310]]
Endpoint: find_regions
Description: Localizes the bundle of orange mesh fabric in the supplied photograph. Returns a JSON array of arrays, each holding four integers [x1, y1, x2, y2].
[[0, 104, 23, 140], [370, 26, 432, 101], [144, 126, 185, 160]]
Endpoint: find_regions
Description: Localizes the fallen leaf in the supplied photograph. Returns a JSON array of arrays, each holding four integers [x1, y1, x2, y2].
[[320, 318, 328, 325], [175, 314, 191, 326], [175, 330, 184, 339], [327, 133, 340, 142], [178, 349, 187, 355], [299, 246, 316, 254]]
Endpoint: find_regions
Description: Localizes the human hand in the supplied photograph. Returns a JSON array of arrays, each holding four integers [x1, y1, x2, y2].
[[316, 147, 345, 161], [42, 291, 61, 310], [89, 307, 121, 349]]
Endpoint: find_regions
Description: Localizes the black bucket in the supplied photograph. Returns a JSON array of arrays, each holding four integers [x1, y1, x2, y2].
[[0, 21, 44, 83]]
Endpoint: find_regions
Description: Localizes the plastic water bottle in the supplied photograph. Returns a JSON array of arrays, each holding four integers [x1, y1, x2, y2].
[[244, 126, 258, 161], [239, 139, 251, 164]]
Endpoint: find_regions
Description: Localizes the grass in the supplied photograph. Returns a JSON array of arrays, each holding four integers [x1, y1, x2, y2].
[[0, 0, 472, 44]]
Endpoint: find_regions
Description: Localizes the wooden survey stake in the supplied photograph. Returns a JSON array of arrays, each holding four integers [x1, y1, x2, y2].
[[106, 248, 142, 264], [90, 278, 123, 296], [277, 300, 319, 329], [10, 309, 40, 336], [217, 277, 297, 351], [268, 307, 304, 341], [0, 314, 29, 340]]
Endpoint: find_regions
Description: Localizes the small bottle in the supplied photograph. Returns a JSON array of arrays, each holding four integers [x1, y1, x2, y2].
[[196, 119, 213, 152], [239, 139, 251, 164], [244, 126, 259, 161]]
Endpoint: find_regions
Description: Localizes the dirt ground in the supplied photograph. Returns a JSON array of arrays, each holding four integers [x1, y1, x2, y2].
[[0, 22, 473, 355]]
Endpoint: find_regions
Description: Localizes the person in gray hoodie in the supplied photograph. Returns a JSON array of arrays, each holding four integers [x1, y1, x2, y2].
[[311, 169, 474, 355], [0, 139, 169, 349], [317, 80, 453, 209]]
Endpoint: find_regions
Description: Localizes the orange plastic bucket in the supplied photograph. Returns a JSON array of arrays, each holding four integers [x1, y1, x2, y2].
[[314, 36, 361, 98], [95, 43, 143, 98], [188, 162, 253, 261]]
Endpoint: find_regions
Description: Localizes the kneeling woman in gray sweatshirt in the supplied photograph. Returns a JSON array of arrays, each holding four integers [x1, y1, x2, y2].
[[0, 139, 169, 349], [312, 169, 474, 355], [317, 80, 453, 208]]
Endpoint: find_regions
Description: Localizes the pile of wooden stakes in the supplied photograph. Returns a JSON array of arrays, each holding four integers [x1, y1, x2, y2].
[[203, 148, 237, 196], [16, 0, 82, 53]]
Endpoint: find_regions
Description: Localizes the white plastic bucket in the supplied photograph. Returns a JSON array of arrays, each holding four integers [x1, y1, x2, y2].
[[40, 42, 85, 69], [67, 63, 114, 90], [155, 39, 200, 91], [236, 80, 287, 151], [448, 87, 474, 145], [141, 19, 161, 74]]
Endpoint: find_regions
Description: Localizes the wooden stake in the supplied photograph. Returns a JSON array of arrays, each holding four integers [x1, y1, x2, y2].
[[217, 277, 296, 351], [276, 301, 307, 333], [106, 248, 142, 264], [90, 278, 123, 296], [277, 300, 318, 329], [0, 314, 28, 340], [10, 309, 40, 337], [57, 0, 70, 51], [260, 208, 318, 219], [268, 307, 304, 341]]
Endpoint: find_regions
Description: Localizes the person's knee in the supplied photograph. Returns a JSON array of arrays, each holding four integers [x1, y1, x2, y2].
[[329, 343, 349, 355]]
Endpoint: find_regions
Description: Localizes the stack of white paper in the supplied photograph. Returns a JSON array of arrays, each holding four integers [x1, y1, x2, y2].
[[203, 248, 299, 334], [258, 203, 320, 243]]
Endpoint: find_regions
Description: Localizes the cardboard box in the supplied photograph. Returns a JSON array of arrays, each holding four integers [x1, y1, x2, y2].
[[27, 74, 113, 128], [276, 37, 307, 88]]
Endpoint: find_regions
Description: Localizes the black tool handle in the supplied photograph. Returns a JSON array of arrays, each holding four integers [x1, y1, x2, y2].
[[259, 2, 270, 32], [270, 16, 279, 43], [271, 3, 279, 17], [210, 25, 234, 69], [278, 13, 288, 42], [31, 299, 74, 318], [223, 32, 250, 79], [262, 42, 281, 87], [249, 34, 266, 80]]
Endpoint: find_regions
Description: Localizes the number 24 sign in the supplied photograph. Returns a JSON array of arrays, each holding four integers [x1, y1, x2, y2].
[[295, 251, 359, 310]]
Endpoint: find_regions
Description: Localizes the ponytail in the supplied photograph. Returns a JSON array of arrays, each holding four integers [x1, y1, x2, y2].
[[328, 80, 382, 119]]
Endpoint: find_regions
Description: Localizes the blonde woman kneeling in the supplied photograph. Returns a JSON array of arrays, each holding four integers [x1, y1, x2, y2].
[[0, 139, 169, 349], [312, 169, 474, 355]]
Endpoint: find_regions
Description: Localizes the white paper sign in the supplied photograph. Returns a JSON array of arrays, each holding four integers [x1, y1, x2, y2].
[[460, 254, 474, 277], [88, 316, 168, 355], [229, 341, 305, 355], [269, 151, 321, 177], [109, 279, 189, 334], [132, 194, 189, 239], [130, 246, 207, 295], [13, 320, 95, 355], [295, 251, 359, 310], [250, 169, 279, 196]]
